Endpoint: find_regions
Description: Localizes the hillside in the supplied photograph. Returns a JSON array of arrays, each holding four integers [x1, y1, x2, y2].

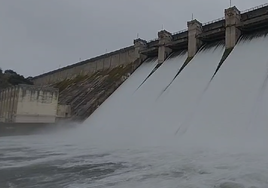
[[0, 68, 33, 90]]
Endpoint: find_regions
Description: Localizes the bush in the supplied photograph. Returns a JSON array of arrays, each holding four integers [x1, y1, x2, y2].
[[0, 69, 33, 90]]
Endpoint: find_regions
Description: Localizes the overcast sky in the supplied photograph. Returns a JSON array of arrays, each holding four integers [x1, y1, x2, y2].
[[1, 0, 267, 77]]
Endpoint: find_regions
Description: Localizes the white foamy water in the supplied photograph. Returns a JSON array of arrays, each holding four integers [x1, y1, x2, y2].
[[2, 36, 268, 188], [180, 36, 268, 151]]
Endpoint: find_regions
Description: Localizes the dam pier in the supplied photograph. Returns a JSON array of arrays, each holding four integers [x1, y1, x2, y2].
[[138, 5, 268, 62]]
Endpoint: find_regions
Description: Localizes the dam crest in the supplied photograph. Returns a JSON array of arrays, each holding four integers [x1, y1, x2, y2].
[[32, 3, 268, 85]]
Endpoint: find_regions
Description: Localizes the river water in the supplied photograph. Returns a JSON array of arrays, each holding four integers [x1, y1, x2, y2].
[[1, 131, 268, 188]]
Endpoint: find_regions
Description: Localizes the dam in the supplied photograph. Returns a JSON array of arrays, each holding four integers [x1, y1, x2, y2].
[[2, 27, 268, 187], [2, 3, 268, 188], [24, 4, 268, 123], [32, 4, 268, 85], [77, 17, 268, 186]]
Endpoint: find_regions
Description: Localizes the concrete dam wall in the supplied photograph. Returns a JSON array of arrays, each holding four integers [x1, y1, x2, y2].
[[32, 46, 143, 85], [84, 31, 268, 151], [29, 4, 268, 121], [32, 4, 268, 86], [79, 30, 268, 188], [52, 60, 148, 120]]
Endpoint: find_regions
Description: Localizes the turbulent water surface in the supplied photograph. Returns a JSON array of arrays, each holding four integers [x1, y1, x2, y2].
[[2, 36, 268, 188], [1, 134, 268, 188]]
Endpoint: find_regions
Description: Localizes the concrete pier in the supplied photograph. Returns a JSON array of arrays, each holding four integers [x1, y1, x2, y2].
[[157, 30, 172, 64], [225, 6, 241, 49], [187, 19, 203, 57], [134, 38, 147, 62]]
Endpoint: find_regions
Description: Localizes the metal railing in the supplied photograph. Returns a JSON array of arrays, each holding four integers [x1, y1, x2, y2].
[[173, 29, 187, 35], [203, 17, 225, 26], [145, 3, 268, 44], [147, 37, 159, 43], [241, 3, 268, 14]]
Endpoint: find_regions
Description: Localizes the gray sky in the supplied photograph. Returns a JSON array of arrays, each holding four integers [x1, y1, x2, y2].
[[1, 0, 267, 77]]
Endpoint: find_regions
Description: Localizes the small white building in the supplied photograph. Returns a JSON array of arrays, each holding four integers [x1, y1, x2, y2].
[[0, 84, 59, 123]]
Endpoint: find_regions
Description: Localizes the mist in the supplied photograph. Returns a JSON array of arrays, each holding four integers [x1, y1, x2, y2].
[[66, 35, 268, 157]]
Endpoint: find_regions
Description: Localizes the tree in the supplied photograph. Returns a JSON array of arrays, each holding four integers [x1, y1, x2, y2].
[[0, 69, 33, 90], [4, 69, 17, 75], [8, 74, 33, 85]]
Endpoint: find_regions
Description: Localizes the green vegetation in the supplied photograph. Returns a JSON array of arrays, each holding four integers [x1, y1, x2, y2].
[[0, 68, 33, 90], [54, 64, 134, 93], [107, 64, 132, 81], [54, 74, 92, 92], [53, 63, 137, 120]]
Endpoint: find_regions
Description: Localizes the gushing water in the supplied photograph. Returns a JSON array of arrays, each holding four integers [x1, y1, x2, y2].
[[2, 36, 268, 187], [179, 36, 268, 152]]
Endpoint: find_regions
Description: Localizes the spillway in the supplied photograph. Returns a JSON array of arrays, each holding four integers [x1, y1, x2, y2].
[[3, 36, 268, 188], [83, 52, 188, 147], [179, 35, 268, 151], [79, 42, 232, 151], [154, 43, 225, 137], [83, 57, 157, 129], [77, 36, 268, 187]]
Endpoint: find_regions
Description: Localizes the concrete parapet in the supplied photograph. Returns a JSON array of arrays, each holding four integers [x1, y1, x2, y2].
[[239, 4, 268, 32], [187, 19, 203, 57], [31, 3, 268, 87], [134, 38, 147, 62], [32, 46, 136, 85], [225, 6, 241, 49], [158, 30, 172, 64]]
